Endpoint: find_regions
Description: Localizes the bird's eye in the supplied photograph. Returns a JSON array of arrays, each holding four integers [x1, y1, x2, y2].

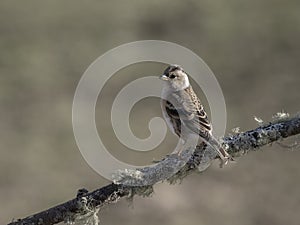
[[169, 74, 176, 79]]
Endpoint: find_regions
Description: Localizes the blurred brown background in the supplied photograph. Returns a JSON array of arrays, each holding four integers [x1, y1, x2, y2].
[[1, 1, 300, 225]]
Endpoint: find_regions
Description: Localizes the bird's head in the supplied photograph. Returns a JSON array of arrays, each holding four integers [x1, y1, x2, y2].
[[159, 65, 190, 91]]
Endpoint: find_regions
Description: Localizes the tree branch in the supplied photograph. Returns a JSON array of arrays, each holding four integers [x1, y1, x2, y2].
[[8, 115, 300, 225]]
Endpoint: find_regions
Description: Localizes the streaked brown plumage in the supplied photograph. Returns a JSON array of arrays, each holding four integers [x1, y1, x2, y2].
[[160, 65, 231, 164]]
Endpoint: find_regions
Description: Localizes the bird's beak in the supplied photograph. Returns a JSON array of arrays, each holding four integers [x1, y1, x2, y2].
[[159, 74, 169, 81]]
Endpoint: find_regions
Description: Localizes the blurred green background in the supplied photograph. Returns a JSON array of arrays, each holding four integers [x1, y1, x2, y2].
[[1, 1, 300, 225]]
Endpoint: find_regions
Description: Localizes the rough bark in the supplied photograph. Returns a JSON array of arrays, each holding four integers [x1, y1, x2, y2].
[[8, 115, 300, 225]]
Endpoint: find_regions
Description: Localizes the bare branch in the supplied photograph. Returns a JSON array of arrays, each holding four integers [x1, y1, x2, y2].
[[8, 115, 300, 225]]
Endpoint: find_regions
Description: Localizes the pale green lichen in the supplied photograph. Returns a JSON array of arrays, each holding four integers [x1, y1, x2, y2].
[[129, 186, 154, 198], [71, 209, 100, 225], [272, 110, 290, 122], [124, 185, 154, 208], [232, 127, 241, 134], [64, 195, 100, 225], [256, 128, 272, 146], [112, 146, 196, 186], [254, 116, 264, 126]]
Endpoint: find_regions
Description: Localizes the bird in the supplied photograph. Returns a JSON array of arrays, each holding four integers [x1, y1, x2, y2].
[[159, 64, 231, 165]]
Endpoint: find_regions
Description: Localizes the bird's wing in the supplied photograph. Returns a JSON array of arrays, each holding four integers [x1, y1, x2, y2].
[[181, 87, 232, 162], [162, 99, 182, 137], [163, 86, 212, 140], [181, 86, 212, 137]]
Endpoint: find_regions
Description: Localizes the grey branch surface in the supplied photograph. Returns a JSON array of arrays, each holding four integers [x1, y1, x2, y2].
[[8, 115, 300, 225]]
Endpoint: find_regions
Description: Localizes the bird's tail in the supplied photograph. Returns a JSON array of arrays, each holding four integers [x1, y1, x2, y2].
[[202, 135, 233, 167]]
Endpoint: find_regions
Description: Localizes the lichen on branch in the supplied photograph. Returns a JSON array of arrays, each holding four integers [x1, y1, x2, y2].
[[8, 114, 300, 225]]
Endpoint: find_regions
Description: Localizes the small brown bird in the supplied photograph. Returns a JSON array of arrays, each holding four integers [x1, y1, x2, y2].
[[159, 64, 231, 164]]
